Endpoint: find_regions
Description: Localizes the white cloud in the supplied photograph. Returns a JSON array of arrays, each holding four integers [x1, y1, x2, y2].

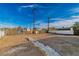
[[18, 4, 36, 12], [50, 18, 65, 21], [35, 15, 79, 28], [1, 15, 78, 28], [51, 16, 79, 27], [19, 4, 47, 12], [20, 5, 35, 8], [71, 15, 79, 18], [69, 7, 79, 14], [0, 23, 18, 28]]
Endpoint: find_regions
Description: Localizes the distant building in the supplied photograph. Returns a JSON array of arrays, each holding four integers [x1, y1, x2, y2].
[[16, 26, 23, 34], [5, 26, 24, 35]]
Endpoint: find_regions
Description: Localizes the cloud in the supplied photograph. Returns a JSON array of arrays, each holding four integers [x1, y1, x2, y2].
[[0, 22, 18, 28], [18, 4, 36, 12], [1, 15, 79, 28], [50, 16, 79, 28], [35, 15, 79, 28], [50, 18, 65, 21], [20, 5, 35, 8], [69, 7, 79, 14], [19, 4, 48, 12], [71, 15, 79, 18]]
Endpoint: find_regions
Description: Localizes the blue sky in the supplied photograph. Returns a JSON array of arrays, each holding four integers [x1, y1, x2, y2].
[[0, 3, 79, 28]]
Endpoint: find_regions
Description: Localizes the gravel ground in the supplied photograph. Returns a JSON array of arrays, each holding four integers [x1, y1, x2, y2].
[[37, 35, 79, 56]]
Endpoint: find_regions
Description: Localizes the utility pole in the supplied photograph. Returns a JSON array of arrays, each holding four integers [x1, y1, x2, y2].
[[32, 7, 36, 34], [47, 16, 51, 33]]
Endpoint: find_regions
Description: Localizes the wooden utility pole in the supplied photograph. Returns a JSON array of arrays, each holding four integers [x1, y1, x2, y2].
[[47, 16, 51, 33], [32, 7, 36, 34]]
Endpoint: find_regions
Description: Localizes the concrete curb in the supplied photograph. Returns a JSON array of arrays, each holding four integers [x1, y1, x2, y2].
[[27, 37, 60, 56]]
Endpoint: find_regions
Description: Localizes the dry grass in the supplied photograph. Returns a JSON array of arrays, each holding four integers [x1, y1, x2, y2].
[[0, 34, 27, 49]]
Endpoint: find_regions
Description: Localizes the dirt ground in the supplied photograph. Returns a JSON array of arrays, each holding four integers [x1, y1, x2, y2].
[[0, 34, 26, 49], [0, 34, 46, 56], [0, 42, 46, 56], [0, 33, 79, 56], [26, 33, 52, 41]]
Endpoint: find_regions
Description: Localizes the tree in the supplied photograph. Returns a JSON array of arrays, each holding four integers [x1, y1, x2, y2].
[[73, 22, 79, 35]]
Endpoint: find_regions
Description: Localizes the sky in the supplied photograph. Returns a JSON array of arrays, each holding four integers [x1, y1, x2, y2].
[[0, 3, 79, 28]]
